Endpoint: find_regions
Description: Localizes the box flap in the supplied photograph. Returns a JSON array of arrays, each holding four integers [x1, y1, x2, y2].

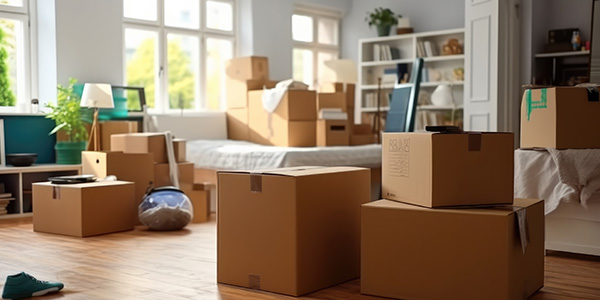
[[34, 180, 134, 189], [364, 198, 542, 216], [217, 166, 366, 177]]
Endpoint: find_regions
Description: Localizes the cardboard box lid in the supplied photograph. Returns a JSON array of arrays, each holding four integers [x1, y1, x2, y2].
[[218, 166, 366, 177], [364, 198, 540, 216], [34, 180, 134, 189], [111, 132, 165, 138]]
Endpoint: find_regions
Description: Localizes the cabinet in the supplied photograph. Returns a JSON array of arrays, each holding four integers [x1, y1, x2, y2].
[[0, 165, 80, 219], [533, 50, 590, 86], [357, 28, 465, 131]]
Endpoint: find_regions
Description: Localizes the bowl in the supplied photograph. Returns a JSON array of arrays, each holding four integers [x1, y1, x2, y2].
[[6, 153, 38, 167]]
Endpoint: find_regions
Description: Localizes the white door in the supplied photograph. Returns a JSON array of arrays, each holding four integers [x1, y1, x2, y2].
[[464, 0, 520, 133]]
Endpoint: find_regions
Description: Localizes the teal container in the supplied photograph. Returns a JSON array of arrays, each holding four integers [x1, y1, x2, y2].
[[55, 141, 87, 164]]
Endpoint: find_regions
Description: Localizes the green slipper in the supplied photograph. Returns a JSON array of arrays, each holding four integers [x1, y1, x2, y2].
[[2, 272, 64, 300]]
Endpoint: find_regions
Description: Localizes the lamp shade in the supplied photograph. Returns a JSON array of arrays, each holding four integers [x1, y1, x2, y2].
[[323, 59, 358, 84], [80, 83, 114, 108]]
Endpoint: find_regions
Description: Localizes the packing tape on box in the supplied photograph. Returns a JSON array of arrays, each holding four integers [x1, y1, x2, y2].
[[514, 207, 529, 254], [526, 89, 548, 121], [250, 173, 262, 193], [52, 186, 61, 200], [249, 274, 261, 289]]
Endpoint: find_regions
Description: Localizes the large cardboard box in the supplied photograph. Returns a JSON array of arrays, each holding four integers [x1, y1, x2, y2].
[[217, 166, 371, 296], [33, 181, 135, 237], [99, 121, 138, 151], [226, 108, 249, 141], [316, 119, 349, 146], [248, 90, 317, 147], [520, 87, 600, 149], [382, 131, 514, 207], [320, 82, 355, 108], [226, 78, 276, 109], [81, 151, 154, 224], [361, 198, 544, 300], [153, 162, 194, 187], [226, 56, 269, 81]]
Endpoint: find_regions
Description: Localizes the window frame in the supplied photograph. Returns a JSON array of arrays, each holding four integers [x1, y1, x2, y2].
[[123, 0, 236, 113], [0, 0, 36, 113], [292, 5, 340, 89]]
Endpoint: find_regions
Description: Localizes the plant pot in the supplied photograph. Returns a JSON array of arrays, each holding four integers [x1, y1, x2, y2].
[[55, 141, 87, 164], [377, 25, 391, 37]]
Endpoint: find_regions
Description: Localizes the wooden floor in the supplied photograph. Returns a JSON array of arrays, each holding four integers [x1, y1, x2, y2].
[[0, 217, 599, 300]]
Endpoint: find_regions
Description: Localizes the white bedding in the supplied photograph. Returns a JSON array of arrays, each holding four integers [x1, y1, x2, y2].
[[187, 139, 382, 170], [515, 148, 600, 215]]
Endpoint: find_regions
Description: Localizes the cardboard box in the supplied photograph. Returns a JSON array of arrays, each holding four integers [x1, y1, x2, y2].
[[361, 198, 544, 300], [153, 162, 194, 187], [226, 78, 277, 109], [111, 133, 167, 163], [186, 182, 212, 223], [520, 87, 600, 149], [99, 121, 138, 151], [226, 56, 269, 81], [320, 82, 355, 108], [316, 119, 349, 146], [248, 90, 317, 147], [226, 108, 249, 141], [382, 131, 514, 207], [350, 134, 376, 146], [81, 151, 154, 224], [173, 138, 187, 162], [217, 166, 371, 296], [317, 92, 347, 112], [32, 181, 135, 237]]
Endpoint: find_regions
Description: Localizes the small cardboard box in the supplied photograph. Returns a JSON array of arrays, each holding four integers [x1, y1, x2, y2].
[[316, 119, 349, 146], [217, 166, 371, 296], [226, 108, 249, 141], [382, 131, 514, 207], [317, 92, 347, 112], [320, 82, 355, 108], [99, 121, 138, 151], [520, 87, 600, 149], [226, 56, 269, 81], [186, 182, 212, 223], [153, 162, 194, 187], [173, 138, 187, 162], [32, 181, 135, 237], [226, 78, 276, 109], [111, 133, 167, 163], [248, 90, 317, 147], [81, 151, 154, 224], [361, 198, 544, 300]]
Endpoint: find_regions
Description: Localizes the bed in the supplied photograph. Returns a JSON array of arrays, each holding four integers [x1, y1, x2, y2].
[[515, 148, 600, 256]]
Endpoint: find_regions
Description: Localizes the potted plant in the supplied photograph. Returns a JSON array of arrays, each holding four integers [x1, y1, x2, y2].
[[365, 7, 400, 37], [46, 78, 89, 164]]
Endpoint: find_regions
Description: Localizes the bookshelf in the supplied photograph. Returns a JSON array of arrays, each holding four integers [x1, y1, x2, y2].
[[357, 28, 465, 131], [0, 164, 80, 219]]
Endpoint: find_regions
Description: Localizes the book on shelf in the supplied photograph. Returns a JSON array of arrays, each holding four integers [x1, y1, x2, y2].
[[382, 68, 397, 85], [0, 192, 12, 198], [373, 44, 381, 61], [424, 41, 436, 57], [390, 47, 401, 60], [319, 108, 348, 120], [417, 41, 426, 58]]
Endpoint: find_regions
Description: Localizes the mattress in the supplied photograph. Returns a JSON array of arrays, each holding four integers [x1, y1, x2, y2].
[[186, 139, 382, 170]]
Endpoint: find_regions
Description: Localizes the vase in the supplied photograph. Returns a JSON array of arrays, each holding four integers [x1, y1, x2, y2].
[[376, 25, 391, 37], [55, 141, 87, 164]]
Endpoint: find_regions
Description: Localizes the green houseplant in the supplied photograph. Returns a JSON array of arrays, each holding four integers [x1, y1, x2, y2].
[[365, 7, 400, 37], [46, 78, 89, 164]]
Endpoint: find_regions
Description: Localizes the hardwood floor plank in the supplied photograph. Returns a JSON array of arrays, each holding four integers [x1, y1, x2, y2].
[[0, 217, 598, 299]]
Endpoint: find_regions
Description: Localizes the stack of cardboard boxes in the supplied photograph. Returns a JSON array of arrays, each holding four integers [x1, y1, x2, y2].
[[361, 130, 545, 300], [225, 56, 375, 147], [32, 132, 211, 237]]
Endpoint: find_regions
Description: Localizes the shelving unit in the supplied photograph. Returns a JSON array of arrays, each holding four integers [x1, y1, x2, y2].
[[357, 28, 465, 131], [533, 50, 590, 85], [0, 164, 80, 219]]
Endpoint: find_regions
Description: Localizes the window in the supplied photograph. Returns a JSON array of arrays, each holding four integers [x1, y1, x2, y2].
[[292, 7, 339, 89], [0, 1, 32, 110], [123, 0, 235, 112]]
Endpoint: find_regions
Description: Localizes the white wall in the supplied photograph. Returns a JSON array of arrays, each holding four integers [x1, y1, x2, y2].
[[342, 0, 465, 63]]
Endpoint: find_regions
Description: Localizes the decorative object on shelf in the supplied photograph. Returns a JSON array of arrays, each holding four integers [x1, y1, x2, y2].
[[80, 83, 114, 151], [418, 90, 431, 106], [571, 30, 582, 51], [396, 17, 413, 35], [46, 78, 89, 164], [442, 38, 463, 55], [453, 67, 464, 81], [5, 153, 37, 167], [365, 7, 400, 37], [430, 84, 455, 107]]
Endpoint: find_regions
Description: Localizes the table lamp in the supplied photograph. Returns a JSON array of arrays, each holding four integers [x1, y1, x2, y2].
[[80, 83, 114, 151]]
